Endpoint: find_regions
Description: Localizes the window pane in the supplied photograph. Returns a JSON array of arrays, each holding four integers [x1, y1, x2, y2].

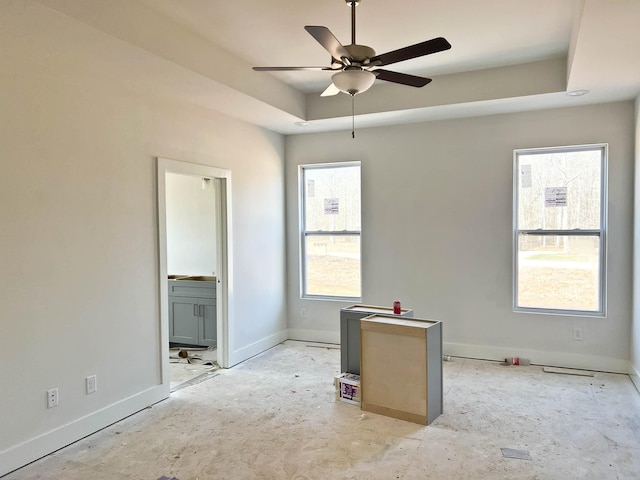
[[304, 166, 361, 232], [517, 149, 602, 230], [516, 234, 600, 311], [304, 235, 361, 297]]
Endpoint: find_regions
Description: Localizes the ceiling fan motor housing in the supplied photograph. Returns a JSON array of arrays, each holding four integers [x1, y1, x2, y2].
[[344, 44, 376, 65]]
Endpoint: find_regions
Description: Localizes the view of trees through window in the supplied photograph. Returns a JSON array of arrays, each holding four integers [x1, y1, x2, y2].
[[515, 146, 605, 314], [301, 163, 361, 298]]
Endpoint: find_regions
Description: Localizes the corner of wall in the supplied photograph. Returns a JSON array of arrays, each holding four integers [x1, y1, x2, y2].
[[630, 362, 640, 395], [632, 93, 640, 395], [227, 329, 289, 368]]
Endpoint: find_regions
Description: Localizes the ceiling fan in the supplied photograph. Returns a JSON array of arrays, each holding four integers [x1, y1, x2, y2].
[[252, 0, 452, 97]]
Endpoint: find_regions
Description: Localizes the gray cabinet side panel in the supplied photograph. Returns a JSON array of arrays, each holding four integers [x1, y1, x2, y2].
[[426, 323, 443, 424], [340, 316, 349, 373], [346, 316, 362, 375]]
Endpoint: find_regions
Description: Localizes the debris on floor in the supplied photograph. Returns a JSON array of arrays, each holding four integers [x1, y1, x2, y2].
[[157, 476, 179, 480], [543, 366, 595, 377], [500, 357, 530, 366], [169, 348, 217, 366], [500, 448, 532, 460], [306, 343, 340, 350]]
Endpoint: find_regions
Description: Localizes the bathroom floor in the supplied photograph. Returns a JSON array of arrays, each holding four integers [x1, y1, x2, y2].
[[169, 345, 218, 392]]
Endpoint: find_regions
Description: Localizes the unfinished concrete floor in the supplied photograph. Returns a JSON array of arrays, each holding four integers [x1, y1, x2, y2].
[[5, 341, 640, 479]]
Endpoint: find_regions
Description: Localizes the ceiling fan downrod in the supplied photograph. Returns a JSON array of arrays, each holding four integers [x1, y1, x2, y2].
[[347, 0, 359, 45]]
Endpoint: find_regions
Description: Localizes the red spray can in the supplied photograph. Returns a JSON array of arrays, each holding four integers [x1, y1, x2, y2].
[[393, 301, 401, 315]]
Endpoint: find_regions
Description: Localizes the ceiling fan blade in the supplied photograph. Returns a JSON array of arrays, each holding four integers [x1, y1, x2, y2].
[[320, 83, 340, 97], [374, 69, 432, 87], [370, 37, 451, 67], [252, 66, 334, 71], [304, 26, 351, 61]]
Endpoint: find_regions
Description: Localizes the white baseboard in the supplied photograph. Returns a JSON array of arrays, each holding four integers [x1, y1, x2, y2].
[[630, 363, 640, 394], [0, 385, 167, 477], [228, 329, 289, 367], [285, 331, 630, 374], [287, 328, 340, 345], [443, 342, 629, 373]]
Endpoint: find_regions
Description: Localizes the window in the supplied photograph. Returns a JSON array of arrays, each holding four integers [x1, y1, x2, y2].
[[513, 144, 607, 316], [300, 162, 361, 299]]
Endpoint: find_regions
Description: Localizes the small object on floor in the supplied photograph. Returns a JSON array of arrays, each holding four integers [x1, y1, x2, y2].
[[500, 448, 532, 460], [306, 343, 340, 350], [178, 349, 189, 358], [443, 355, 452, 361], [186, 357, 216, 366], [157, 476, 179, 480], [335, 373, 361, 405], [500, 357, 530, 366], [543, 366, 595, 377]]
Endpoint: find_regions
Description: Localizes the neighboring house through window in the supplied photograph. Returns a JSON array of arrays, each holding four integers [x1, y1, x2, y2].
[[300, 162, 361, 299]]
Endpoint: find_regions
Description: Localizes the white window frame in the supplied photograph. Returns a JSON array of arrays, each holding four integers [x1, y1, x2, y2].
[[299, 161, 362, 300], [513, 144, 607, 317]]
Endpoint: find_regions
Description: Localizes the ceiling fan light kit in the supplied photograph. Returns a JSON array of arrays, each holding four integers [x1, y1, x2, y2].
[[332, 69, 376, 95]]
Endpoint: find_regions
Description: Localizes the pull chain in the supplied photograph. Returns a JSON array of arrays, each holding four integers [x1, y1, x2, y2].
[[351, 94, 355, 139]]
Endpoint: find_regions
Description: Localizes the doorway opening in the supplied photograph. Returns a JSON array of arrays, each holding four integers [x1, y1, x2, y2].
[[156, 157, 232, 394]]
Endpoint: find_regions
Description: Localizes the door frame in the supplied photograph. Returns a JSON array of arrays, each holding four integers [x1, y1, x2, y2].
[[156, 157, 233, 391]]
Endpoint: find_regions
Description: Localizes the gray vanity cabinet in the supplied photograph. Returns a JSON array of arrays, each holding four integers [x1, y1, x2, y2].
[[340, 304, 413, 375], [168, 279, 216, 347]]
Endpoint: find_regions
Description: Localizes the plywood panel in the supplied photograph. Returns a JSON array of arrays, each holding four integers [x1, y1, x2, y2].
[[360, 315, 442, 425], [361, 330, 427, 417]]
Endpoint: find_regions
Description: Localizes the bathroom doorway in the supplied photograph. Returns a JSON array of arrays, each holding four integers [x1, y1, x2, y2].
[[156, 157, 232, 393]]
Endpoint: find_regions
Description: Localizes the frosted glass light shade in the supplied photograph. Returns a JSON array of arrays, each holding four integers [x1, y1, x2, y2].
[[332, 70, 375, 95]]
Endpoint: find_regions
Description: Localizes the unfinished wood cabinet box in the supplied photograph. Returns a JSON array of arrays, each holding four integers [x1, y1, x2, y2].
[[360, 314, 442, 425], [340, 305, 413, 375]]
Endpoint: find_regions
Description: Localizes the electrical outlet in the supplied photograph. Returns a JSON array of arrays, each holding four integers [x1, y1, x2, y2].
[[47, 388, 58, 408], [573, 327, 584, 341], [86, 375, 97, 394], [300, 307, 307, 319]]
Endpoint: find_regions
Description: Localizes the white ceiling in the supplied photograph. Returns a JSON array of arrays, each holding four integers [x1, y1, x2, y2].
[[137, 0, 576, 92], [35, 0, 640, 135]]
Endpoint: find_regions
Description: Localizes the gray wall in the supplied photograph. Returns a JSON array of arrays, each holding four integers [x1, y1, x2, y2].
[[286, 102, 634, 374], [0, 3, 286, 474]]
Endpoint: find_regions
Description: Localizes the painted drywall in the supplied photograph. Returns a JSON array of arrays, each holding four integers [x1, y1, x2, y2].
[[286, 101, 634, 373], [632, 94, 640, 393], [166, 173, 217, 276], [0, 2, 286, 475]]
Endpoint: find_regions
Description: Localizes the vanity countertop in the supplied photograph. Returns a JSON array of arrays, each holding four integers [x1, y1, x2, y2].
[[168, 275, 216, 282]]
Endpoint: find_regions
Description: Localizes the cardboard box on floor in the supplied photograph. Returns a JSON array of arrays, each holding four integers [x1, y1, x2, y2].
[[334, 372, 361, 405]]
